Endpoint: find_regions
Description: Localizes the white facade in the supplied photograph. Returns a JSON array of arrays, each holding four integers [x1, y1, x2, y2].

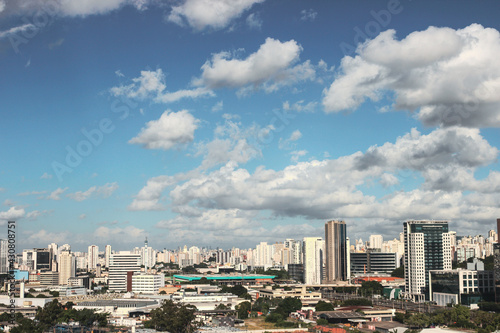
[[406, 232, 425, 295], [87, 245, 99, 270], [108, 252, 141, 291], [303, 237, 324, 285], [105, 245, 112, 268], [255, 242, 273, 267], [369, 235, 383, 249], [132, 273, 165, 294], [404, 220, 452, 300], [285, 239, 303, 265], [58, 250, 75, 285]]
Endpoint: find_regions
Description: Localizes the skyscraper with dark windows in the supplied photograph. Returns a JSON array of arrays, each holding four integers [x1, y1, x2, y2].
[[325, 220, 349, 282], [403, 220, 452, 302]]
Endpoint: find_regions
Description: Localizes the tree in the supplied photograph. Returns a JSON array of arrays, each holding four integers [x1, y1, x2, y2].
[[265, 312, 283, 323], [182, 265, 197, 274], [391, 267, 404, 278], [35, 299, 64, 331], [405, 313, 430, 329], [215, 303, 229, 310], [146, 299, 199, 333], [315, 300, 335, 312], [236, 301, 251, 319], [276, 297, 302, 316], [10, 318, 41, 333], [317, 318, 329, 325], [360, 281, 383, 296]]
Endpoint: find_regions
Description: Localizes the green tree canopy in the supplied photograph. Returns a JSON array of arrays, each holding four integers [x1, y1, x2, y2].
[[315, 300, 335, 311], [236, 301, 251, 319], [391, 266, 404, 278], [146, 299, 199, 333], [360, 281, 383, 296]]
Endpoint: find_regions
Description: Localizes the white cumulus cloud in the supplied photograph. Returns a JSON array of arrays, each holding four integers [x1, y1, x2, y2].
[[196, 38, 315, 93], [129, 110, 200, 150], [323, 24, 500, 128], [167, 0, 265, 31]]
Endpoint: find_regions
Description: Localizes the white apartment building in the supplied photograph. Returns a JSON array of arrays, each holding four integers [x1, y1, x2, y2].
[[87, 245, 99, 270], [132, 273, 165, 294], [303, 237, 325, 285], [369, 235, 383, 250]]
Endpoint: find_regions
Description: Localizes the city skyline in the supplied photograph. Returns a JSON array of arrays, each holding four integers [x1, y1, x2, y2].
[[1, 1, 500, 251]]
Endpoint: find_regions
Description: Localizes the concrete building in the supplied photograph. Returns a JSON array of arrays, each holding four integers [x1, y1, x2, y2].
[[350, 252, 397, 275], [257, 285, 322, 305], [288, 263, 304, 283], [369, 235, 383, 250], [108, 252, 141, 292], [404, 220, 452, 301], [87, 245, 99, 270], [429, 268, 494, 306], [39, 271, 59, 286], [325, 220, 348, 282], [0, 239, 8, 274], [131, 273, 165, 294], [303, 237, 325, 285], [285, 239, 303, 265], [58, 250, 76, 285], [104, 245, 112, 268]]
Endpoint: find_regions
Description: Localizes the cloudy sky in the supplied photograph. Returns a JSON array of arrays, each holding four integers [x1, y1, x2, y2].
[[1, 0, 499, 251]]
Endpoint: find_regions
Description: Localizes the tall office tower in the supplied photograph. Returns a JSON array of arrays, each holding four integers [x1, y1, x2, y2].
[[87, 245, 99, 270], [404, 220, 452, 301], [35, 248, 52, 271], [325, 220, 348, 282], [141, 238, 156, 270], [105, 245, 112, 268], [0, 240, 8, 274], [108, 252, 141, 291], [59, 250, 76, 285], [285, 239, 303, 264], [303, 237, 325, 285], [369, 235, 383, 250]]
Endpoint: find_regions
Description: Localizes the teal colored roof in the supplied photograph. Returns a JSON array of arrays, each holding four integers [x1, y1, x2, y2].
[[173, 274, 276, 281]]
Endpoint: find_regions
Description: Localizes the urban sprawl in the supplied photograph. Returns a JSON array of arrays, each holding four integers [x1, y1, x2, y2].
[[2, 219, 500, 333]]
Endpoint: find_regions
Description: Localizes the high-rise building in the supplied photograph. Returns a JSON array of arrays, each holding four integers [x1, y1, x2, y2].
[[35, 248, 52, 271], [105, 245, 112, 268], [108, 252, 141, 291], [0, 240, 8, 274], [325, 220, 348, 282], [87, 245, 99, 270], [369, 235, 383, 250], [303, 237, 325, 285], [285, 239, 303, 264], [403, 220, 452, 301], [59, 250, 76, 285], [141, 238, 156, 270], [255, 242, 273, 267]]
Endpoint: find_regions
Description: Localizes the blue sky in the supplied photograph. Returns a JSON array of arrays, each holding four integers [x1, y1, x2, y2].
[[0, 0, 499, 251]]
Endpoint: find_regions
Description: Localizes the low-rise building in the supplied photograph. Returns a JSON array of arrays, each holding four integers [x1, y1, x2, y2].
[[429, 268, 494, 306], [257, 285, 322, 306], [132, 273, 165, 294]]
